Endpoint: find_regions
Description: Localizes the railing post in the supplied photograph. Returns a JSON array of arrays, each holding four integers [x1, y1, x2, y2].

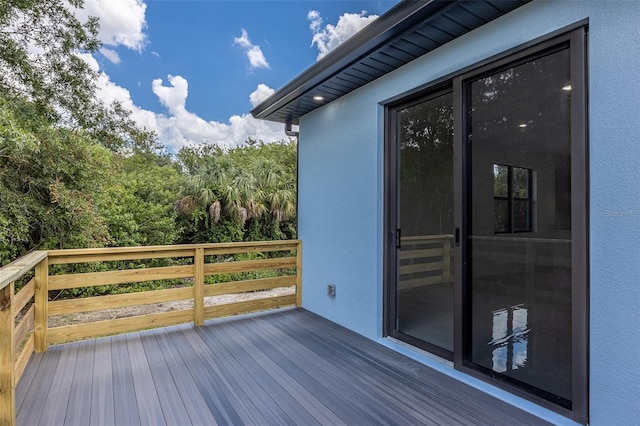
[[443, 237, 452, 284], [0, 282, 16, 426], [295, 241, 302, 308], [194, 247, 205, 326], [34, 257, 48, 353]]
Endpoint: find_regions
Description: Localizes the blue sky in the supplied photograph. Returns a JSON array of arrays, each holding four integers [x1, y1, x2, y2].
[[75, 0, 400, 152]]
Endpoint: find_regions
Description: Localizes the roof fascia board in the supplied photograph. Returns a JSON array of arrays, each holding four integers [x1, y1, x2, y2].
[[250, 1, 453, 122]]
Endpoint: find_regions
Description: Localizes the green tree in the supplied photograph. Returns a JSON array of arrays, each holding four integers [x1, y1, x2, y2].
[[0, 96, 114, 264], [399, 92, 454, 235], [0, 0, 176, 265], [97, 151, 183, 247], [0, 0, 155, 150], [175, 140, 297, 243]]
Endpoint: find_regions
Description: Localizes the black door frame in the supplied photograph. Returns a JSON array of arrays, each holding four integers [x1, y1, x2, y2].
[[384, 85, 454, 361], [383, 26, 588, 424]]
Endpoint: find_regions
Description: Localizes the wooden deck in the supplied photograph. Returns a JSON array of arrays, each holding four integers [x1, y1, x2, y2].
[[16, 308, 550, 425]]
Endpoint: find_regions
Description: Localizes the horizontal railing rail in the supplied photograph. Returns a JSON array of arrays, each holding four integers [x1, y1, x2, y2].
[[0, 240, 302, 426], [0, 250, 48, 426], [399, 234, 453, 289]]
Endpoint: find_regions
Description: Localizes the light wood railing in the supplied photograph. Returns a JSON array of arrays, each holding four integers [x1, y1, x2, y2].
[[399, 235, 453, 289], [0, 250, 47, 426], [0, 240, 302, 426]]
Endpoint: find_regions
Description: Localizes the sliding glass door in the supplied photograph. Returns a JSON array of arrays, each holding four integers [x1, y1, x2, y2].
[[385, 28, 587, 420], [464, 45, 574, 407], [391, 90, 454, 356]]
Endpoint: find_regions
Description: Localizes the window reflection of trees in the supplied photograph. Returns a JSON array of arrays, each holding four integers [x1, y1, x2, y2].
[[398, 93, 454, 236]]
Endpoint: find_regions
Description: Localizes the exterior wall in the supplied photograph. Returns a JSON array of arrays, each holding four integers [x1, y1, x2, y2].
[[297, 1, 640, 424]]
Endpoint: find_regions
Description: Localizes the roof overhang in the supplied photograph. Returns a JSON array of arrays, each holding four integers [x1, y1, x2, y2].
[[251, 0, 530, 125]]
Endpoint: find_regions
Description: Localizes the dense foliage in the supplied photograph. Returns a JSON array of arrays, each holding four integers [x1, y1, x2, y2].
[[175, 141, 297, 244], [0, 0, 155, 149], [0, 1, 297, 266], [0, 101, 297, 265], [0, 96, 116, 260]]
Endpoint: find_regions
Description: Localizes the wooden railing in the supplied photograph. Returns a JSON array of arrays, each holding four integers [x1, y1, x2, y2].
[[0, 250, 47, 425], [399, 235, 453, 289], [0, 240, 301, 426]]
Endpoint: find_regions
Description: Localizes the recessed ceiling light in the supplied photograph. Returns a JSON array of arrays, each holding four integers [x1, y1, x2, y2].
[[312, 95, 325, 102], [519, 123, 527, 128], [562, 84, 572, 91]]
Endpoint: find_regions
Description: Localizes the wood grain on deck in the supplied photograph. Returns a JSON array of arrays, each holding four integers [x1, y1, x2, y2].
[[17, 308, 550, 425]]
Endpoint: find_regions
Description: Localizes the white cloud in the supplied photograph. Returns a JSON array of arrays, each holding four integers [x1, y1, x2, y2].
[[99, 47, 121, 64], [249, 83, 275, 107], [76, 0, 148, 51], [74, 4, 284, 153], [308, 10, 378, 60], [234, 28, 270, 70], [78, 53, 158, 132], [149, 77, 284, 151], [152, 75, 189, 114]]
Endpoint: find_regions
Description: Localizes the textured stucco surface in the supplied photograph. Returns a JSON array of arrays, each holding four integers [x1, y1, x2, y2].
[[297, 1, 640, 423]]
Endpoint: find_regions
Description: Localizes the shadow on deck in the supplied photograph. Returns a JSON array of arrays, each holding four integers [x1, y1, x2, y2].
[[16, 308, 549, 425]]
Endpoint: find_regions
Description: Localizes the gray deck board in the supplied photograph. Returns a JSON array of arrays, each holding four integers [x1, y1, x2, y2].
[[126, 333, 166, 426], [66, 340, 94, 425], [111, 334, 140, 426], [15, 347, 42, 412], [285, 310, 519, 425], [187, 325, 285, 425], [40, 341, 78, 425], [174, 325, 245, 425], [240, 314, 427, 424], [16, 345, 61, 426], [213, 319, 328, 425], [152, 330, 218, 425], [254, 313, 450, 425], [238, 314, 400, 424], [90, 338, 115, 425], [139, 332, 191, 425], [16, 308, 552, 425]]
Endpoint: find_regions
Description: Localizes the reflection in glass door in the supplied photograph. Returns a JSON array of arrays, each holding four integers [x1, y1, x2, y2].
[[465, 46, 573, 406], [386, 29, 586, 418], [394, 90, 454, 355]]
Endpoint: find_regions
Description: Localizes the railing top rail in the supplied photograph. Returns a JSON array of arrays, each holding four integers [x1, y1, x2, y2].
[[0, 250, 48, 290], [470, 236, 570, 244], [47, 240, 301, 258], [401, 234, 454, 242]]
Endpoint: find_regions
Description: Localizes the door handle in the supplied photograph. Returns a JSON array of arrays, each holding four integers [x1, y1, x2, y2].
[[455, 228, 460, 247], [396, 228, 401, 249]]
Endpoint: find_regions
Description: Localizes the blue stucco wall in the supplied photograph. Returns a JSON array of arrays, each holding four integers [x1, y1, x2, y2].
[[297, 1, 640, 423]]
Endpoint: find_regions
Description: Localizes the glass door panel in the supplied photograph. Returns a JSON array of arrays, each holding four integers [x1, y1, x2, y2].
[[395, 91, 454, 353], [466, 47, 573, 405]]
